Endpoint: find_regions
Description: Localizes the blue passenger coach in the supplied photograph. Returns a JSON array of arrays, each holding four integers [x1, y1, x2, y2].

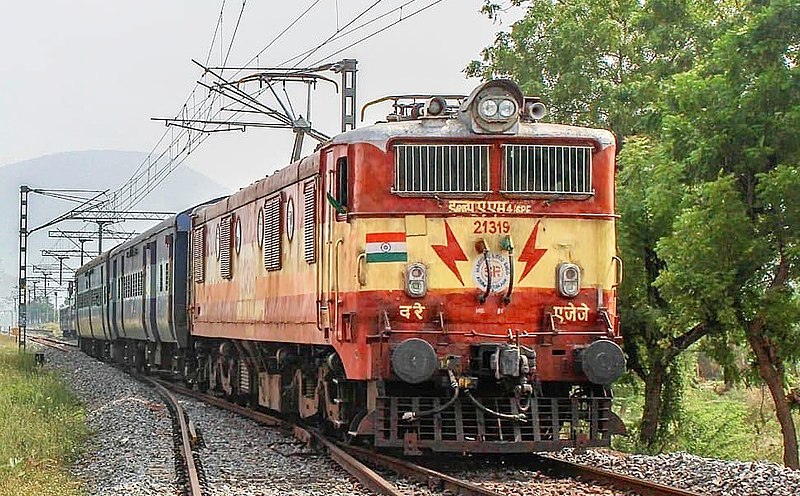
[[75, 206, 196, 372]]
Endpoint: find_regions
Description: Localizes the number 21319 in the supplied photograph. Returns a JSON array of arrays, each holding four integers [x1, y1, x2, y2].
[[473, 220, 511, 234]]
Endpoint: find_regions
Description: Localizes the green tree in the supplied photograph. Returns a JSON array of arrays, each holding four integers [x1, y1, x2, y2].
[[616, 137, 705, 448], [469, 0, 735, 144], [655, 0, 800, 467], [470, 0, 743, 449]]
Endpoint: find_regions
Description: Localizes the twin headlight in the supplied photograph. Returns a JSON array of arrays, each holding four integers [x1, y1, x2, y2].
[[478, 97, 518, 121]]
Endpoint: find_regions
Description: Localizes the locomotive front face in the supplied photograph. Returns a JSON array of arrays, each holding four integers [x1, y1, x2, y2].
[[326, 79, 625, 452]]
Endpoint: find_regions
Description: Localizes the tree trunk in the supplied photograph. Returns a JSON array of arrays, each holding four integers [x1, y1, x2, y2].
[[639, 362, 666, 449], [746, 325, 799, 469]]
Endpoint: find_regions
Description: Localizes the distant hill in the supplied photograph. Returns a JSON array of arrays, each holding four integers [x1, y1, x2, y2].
[[0, 150, 230, 308]]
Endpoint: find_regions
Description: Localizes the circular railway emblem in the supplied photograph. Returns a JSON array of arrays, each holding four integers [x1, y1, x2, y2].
[[472, 253, 511, 294]]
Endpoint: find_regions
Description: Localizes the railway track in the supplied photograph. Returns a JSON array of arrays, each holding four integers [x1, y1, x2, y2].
[[151, 379, 700, 496], [153, 380, 403, 495], [29, 341, 699, 496], [137, 376, 204, 496], [29, 334, 77, 352], [527, 454, 702, 496]]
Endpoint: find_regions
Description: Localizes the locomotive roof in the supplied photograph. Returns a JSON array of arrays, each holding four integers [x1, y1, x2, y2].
[[192, 118, 614, 223], [331, 119, 616, 150]]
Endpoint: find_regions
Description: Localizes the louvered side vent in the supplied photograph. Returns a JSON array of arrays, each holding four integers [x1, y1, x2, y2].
[[220, 216, 232, 279], [303, 181, 316, 264], [192, 227, 205, 282], [263, 195, 282, 271]]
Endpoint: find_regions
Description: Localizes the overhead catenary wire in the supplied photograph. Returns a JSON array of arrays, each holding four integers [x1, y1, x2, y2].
[[223, 0, 247, 67], [233, 0, 324, 79], [205, 0, 227, 65], [288, 0, 384, 69], [112, 1, 370, 212], [102, 0, 451, 215], [280, 0, 424, 69], [307, 0, 447, 67]]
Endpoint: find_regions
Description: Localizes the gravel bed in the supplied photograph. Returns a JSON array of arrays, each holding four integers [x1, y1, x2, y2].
[[553, 448, 800, 496], [177, 394, 374, 496], [463, 468, 632, 495], [47, 343, 799, 496], [436, 458, 630, 496], [39, 345, 177, 495]]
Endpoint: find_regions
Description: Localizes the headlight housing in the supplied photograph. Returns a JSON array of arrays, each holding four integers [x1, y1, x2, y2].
[[557, 263, 581, 298], [460, 79, 524, 134], [405, 262, 427, 298]]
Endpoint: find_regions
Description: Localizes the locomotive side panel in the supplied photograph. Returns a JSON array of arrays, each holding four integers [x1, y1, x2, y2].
[[191, 155, 325, 345]]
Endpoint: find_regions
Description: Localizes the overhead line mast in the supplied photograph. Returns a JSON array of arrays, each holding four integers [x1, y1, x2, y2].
[[16, 185, 172, 350]]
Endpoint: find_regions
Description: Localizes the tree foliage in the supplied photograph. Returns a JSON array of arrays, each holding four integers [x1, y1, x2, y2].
[[472, 0, 800, 464], [469, 0, 738, 142]]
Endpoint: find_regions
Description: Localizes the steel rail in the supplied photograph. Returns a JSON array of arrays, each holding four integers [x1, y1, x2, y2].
[[29, 335, 75, 351], [530, 454, 703, 496], [342, 444, 503, 496], [139, 377, 203, 496], [155, 380, 404, 496]]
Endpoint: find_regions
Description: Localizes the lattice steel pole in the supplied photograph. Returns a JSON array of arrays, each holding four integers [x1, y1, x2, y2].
[[18, 186, 29, 350], [334, 59, 358, 132]]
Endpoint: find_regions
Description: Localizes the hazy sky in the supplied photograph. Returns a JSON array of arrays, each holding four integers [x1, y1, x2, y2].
[[0, 0, 524, 190]]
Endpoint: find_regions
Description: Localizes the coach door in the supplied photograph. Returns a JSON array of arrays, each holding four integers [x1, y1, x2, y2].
[[321, 148, 348, 340]]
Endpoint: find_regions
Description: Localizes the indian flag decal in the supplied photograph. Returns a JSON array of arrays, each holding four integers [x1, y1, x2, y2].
[[366, 232, 408, 263]]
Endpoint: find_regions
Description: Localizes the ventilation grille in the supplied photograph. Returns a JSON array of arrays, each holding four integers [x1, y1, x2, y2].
[[192, 227, 205, 282], [393, 144, 490, 194], [502, 145, 593, 195], [220, 216, 232, 279], [263, 195, 282, 271], [303, 181, 316, 264]]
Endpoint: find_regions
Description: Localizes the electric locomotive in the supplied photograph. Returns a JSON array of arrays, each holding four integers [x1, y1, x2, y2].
[[75, 79, 626, 455], [188, 79, 625, 454]]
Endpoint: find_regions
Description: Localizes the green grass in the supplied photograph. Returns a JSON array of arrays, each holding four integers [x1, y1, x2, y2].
[[0, 336, 87, 495], [612, 375, 800, 463]]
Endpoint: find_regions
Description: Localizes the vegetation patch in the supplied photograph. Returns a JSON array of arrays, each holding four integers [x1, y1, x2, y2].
[[614, 373, 800, 463], [0, 336, 87, 496]]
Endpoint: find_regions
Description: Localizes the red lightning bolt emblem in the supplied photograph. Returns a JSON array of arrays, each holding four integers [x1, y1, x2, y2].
[[518, 221, 547, 282], [432, 220, 468, 285]]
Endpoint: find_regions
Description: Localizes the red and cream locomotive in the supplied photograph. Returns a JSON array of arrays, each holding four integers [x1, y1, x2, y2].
[[76, 79, 625, 454]]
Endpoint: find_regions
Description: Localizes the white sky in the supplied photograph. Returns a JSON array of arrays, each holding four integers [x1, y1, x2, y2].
[[0, 0, 525, 190]]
